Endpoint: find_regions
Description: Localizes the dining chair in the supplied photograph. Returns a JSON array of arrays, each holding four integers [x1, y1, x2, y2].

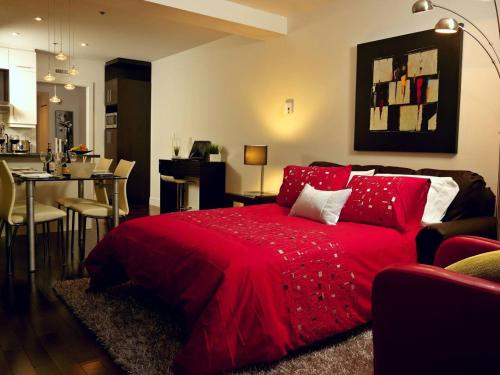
[[55, 158, 112, 255], [0, 160, 66, 274], [69, 159, 135, 253]]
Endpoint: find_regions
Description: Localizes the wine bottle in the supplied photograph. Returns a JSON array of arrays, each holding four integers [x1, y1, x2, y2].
[[47, 143, 54, 174]]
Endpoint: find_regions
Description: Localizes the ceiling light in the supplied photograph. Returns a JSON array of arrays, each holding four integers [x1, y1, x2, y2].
[[80, 42, 88, 47], [68, 66, 79, 76], [11, 32, 20, 36], [33, 17, 43, 21], [64, 83, 76, 90], [44, 72, 56, 82], [55, 52, 67, 61]]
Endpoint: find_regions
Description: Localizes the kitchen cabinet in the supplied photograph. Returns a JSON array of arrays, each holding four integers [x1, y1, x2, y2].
[[8, 49, 37, 127], [0, 48, 8, 69], [105, 58, 151, 206], [8, 48, 36, 72], [9, 69, 36, 127], [105, 79, 118, 105]]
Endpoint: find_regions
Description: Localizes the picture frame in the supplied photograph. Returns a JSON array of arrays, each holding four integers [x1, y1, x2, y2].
[[354, 29, 463, 153]]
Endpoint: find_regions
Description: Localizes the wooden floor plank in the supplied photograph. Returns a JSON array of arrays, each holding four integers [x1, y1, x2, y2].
[[0, 206, 157, 375]]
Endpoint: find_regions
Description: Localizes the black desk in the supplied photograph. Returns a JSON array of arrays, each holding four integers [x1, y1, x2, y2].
[[159, 159, 226, 213]]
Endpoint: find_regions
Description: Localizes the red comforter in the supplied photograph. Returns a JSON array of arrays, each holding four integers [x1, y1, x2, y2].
[[85, 204, 418, 374]]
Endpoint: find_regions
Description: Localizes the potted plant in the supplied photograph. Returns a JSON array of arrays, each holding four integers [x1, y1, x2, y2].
[[209, 144, 221, 162]]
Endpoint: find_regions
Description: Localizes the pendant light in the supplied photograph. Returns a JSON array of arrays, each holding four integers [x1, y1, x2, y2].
[[44, 0, 56, 82], [66, 0, 79, 81], [64, 82, 75, 90], [49, 85, 61, 103], [55, 0, 67, 61]]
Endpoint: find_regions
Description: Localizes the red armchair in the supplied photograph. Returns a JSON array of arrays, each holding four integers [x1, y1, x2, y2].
[[372, 236, 500, 375]]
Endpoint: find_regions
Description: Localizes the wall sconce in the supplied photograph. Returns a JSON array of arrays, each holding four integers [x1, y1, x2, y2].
[[285, 98, 294, 114]]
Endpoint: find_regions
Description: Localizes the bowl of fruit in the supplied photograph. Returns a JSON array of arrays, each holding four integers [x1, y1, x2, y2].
[[70, 144, 92, 155]]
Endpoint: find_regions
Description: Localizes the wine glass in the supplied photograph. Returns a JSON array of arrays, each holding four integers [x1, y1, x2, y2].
[[69, 151, 77, 163], [39, 152, 52, 172]]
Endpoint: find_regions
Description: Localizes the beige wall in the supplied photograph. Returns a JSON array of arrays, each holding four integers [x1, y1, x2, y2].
[[151, 0, 500, 207]]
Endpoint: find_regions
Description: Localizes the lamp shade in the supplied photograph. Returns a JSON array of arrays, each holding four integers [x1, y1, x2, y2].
[[412, 0, 433, 13], [434, 18, 460, 33], [244, 145, 268, 166]]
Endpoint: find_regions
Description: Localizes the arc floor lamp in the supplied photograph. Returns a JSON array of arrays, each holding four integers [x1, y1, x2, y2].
[[412, 0, 500, 237]]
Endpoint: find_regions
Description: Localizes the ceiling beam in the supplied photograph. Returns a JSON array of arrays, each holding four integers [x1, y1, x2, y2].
[[144, 0, 288, 40]]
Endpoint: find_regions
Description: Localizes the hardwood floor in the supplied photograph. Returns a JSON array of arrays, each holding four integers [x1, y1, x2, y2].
[[0, 205, 159, 375]]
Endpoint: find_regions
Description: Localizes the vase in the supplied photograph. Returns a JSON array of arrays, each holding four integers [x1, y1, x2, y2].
[[209, 153, 221, 162]]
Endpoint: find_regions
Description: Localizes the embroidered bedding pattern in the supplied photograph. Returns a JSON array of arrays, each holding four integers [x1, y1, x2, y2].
[[179, 208, 359, 343]]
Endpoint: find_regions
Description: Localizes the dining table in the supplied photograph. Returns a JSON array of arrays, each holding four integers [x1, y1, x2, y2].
[[13, 172, 126, 272]]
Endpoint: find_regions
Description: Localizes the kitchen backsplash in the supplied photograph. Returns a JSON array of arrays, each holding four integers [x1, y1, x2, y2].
[[1, 113, 37, 152]]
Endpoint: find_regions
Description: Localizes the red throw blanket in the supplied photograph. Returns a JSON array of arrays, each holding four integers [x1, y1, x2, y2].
[[86, 204, 418, 374]]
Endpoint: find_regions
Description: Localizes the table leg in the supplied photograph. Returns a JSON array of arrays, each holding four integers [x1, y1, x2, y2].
[[26, 181, 35, 273], [112, 179, 119, 228], [78, 180, 84, 199]]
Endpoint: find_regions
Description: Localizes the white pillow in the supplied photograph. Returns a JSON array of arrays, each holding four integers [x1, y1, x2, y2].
[[289, 184, 352, 225], [376, 174, 459, 224], [348, 169, 376, 183]]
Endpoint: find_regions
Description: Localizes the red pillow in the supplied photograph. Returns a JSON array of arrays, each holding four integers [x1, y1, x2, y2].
[[277, 165, 352, 207], [340, 175, 430, 232]]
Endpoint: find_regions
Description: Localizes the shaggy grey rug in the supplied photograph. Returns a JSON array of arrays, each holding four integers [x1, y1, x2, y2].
[[53, 279, 373, 375]]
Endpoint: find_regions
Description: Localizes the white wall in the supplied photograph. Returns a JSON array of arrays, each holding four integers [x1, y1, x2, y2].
[[150, 0, 500, 207]]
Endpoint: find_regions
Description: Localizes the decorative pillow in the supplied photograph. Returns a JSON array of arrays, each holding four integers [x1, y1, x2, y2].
[[446, 250, 500, 283], [348, 169, 376, 183], [277, 165, 352, 207], [377, 174, 459, 224], [289, 184, 352, 225], [340, 176, 431, 232]]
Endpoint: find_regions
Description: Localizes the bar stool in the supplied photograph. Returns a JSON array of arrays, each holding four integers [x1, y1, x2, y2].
[[160, 176, 190, 211]]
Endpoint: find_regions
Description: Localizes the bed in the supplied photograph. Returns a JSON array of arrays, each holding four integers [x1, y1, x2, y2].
[[85, 202, 419, 374]]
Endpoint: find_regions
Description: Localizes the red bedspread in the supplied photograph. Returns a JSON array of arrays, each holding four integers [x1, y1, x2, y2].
[[85, 204, 418, 374]]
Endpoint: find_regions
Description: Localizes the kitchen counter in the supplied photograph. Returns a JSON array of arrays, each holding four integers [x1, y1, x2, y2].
[[0, 152, 41, 158], [0, 153, 101, 158]]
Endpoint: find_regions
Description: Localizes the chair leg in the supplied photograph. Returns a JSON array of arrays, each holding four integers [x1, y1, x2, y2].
[[65, 208, 70, 255], [5, 223, 11, 275], [80, 216, 87, 262], [96, 218, 100, 243], [71, 210, 76, 258], [0, 219, 4, 239], [9, 226, 18, 274], [45, 222, 51, 260]]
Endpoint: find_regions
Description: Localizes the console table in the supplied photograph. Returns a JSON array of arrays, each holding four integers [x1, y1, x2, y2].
[[159, 159, 226, 213]]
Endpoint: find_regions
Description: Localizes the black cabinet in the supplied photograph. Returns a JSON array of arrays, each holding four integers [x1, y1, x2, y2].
[[105, 59, 151, 206], [104, 79, 118, 106], [159, 159, 226, 213]]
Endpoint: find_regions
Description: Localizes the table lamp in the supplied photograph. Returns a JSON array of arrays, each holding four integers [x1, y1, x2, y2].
[[244, 145, 268, 195]]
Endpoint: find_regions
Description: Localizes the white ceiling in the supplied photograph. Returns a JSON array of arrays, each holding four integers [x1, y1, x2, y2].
[[0, 0, 329, 62], [229, 0, 331, 16]]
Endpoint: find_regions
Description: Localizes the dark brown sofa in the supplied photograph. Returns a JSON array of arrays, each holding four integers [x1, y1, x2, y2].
[[310, 162, 497, 264]]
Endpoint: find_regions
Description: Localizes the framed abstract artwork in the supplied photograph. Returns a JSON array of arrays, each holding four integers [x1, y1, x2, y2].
[[354, 29, 463, 153]]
